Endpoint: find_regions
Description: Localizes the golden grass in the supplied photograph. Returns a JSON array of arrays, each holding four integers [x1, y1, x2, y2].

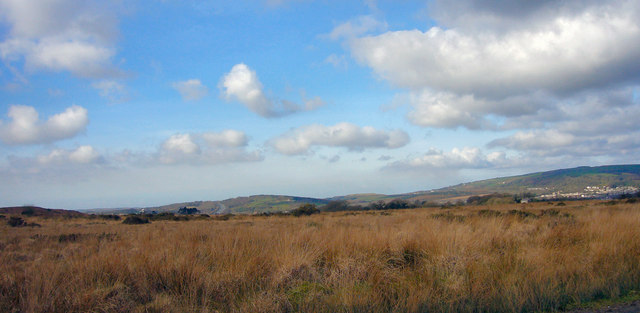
[[1, 200, 640, 312]]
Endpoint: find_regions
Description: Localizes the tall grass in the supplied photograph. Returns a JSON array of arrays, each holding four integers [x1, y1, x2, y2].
[[1, 201, 639, 312]]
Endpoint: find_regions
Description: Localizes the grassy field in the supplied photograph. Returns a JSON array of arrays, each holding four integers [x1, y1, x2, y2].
[[1, 200, 640, 312]]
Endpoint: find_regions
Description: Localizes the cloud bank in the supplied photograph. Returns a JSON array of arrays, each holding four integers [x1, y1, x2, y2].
[[346, 0, 640, 162], [271, 122, 410, 155]]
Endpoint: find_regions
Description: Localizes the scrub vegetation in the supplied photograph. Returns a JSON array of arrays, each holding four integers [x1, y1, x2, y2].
[[1, 200, 639, 312]]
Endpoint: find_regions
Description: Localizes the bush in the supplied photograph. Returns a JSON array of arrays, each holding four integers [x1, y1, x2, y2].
[[122, 216, 150, 225], [8, 217, 26, 227], [291, 204, 319, 217], [177, 207, 199, 215], [21, 208, 35, 216], [7, 217, 40, 227]]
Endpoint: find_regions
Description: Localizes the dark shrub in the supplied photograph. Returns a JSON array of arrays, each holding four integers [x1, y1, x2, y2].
[[321, 200, 351, 212], [387, 199, 412, 210], [21, 208, 35, 216], [101, 214, 121, 221], [122, 216, 150, 225], [291, 204, 319, 217], [8, 217, 25, 227], [177, 207, 199, 215]]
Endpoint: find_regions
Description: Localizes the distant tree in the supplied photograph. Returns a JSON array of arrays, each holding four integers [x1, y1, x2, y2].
[[369, 201, 387, 211], [291, 204, 319, 217], [177, 207, 200, 215], [387, 199, 411, 210], [321, 200, 351, 212], [21, 208, 35, 216], [122, 215, 150, 225]]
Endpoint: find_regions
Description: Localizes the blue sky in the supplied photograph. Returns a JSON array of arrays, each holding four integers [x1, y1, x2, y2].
[[1, 0, 639, 209]]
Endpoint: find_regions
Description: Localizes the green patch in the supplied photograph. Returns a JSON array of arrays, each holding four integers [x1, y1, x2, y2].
[[286, 282, 329, 309]]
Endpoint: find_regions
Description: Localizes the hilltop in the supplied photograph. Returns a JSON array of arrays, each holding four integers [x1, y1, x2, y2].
[[0, 206, 86, 218], [86, 164, 640, 214]]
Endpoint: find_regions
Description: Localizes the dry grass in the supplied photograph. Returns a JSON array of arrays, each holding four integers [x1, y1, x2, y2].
[[1, 200, 640, 312]]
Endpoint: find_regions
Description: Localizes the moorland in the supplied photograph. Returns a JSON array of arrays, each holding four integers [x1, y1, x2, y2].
[[2, 199, 640, 312]]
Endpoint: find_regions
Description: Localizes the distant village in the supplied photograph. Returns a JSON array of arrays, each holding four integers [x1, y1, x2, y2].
[[533, 185, 640, 201]]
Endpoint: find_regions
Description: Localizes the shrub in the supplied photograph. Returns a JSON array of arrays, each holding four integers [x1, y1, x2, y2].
[[177, 207, 199, 215], [122, 216, 150, 225], [8, 217, 25, 227], [21, 208, 35, 216], [7, 217, 40, 227]]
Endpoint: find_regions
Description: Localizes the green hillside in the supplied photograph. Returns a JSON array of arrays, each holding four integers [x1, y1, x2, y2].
[[138, 195, 330, 215], [441, 165, 640, 195]]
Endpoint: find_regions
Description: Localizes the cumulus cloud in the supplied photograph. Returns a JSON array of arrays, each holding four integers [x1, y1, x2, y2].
[[271, 122, 410, 155], [0, 105, 89, 145], [0, 0, 122, 78], [220, 63, 324, 117], [342, 0, 640, 165], [172, 79, 209, 101], [350, 6, 640, 97], [158, 130, 262, 165]]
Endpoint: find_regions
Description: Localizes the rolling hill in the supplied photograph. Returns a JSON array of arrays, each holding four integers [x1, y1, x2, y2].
[[0, 206, 86, 218], [85, 164, 640, 214]]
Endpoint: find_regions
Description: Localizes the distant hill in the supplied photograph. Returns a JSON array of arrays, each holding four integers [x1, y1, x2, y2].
[[89, 164, 640, 214], [0, 206, 86, 218], [89, 195, 332, 215], [439, 164, 640, 194]]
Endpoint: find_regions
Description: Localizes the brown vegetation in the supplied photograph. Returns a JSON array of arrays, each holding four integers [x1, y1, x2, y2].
[[1, 200, 639, 312]]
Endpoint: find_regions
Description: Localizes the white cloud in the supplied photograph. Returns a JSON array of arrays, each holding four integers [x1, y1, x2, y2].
[[220, 63, 324, 117], [350, 7, 640, 97], [326, 15, 387, 41], [341, 0, 640, 166], [0, 0, 122, 78], [271, 122, 410, 155], [158, 131, 262, 165], [0, 105, 89, 145], [172, 79, 209, 101], [162, 134, 200, 156]]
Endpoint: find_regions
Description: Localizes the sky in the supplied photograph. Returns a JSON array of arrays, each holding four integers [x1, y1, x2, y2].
[[1, 0, 639, 210]]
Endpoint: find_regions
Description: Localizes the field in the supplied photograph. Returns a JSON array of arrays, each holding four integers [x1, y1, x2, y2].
[[2, 200, 640, 312]]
